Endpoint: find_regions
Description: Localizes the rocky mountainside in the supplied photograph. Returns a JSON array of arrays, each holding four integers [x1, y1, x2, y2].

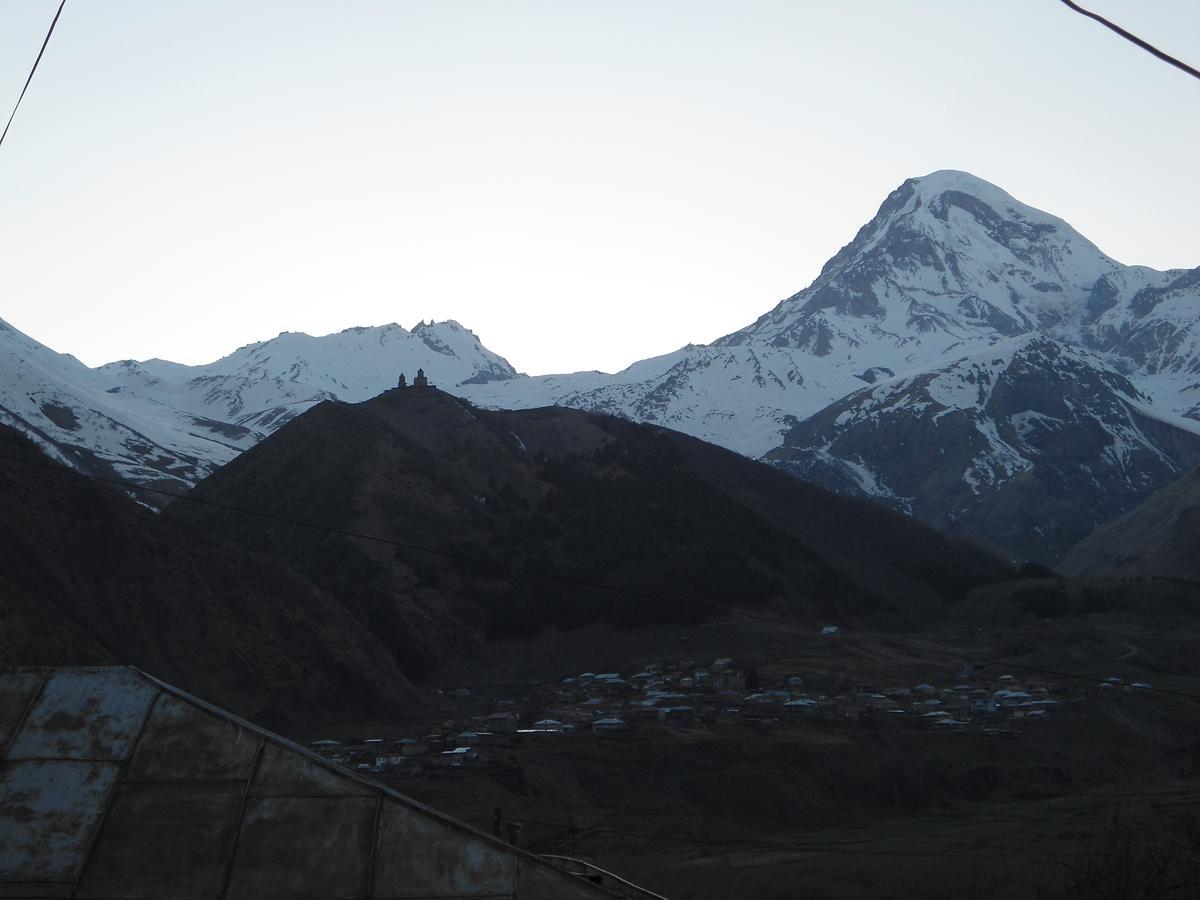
[[0, 317, 256, 495], [5, 171, 1197, 561], [0, 423, 423, 731], [1060, 462, 1200, 580], [167, 387, 1012, 664], [765, 336, 1200, 562]]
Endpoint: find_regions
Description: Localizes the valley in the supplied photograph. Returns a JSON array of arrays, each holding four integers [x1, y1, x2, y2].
[[300, 612, 1200, 899]]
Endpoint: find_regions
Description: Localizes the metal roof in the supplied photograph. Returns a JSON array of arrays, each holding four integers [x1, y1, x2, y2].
[[1, 667, 628, 899]]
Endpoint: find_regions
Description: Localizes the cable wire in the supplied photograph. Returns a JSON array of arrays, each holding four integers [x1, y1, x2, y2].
[[1, 0, 68, 150], [1058, 0, 1200, 81]]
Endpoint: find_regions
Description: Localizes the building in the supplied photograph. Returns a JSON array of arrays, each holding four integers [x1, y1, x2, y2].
[[0, 667, 630, 899], [440, 747, 478, 767], [656, 706, 695, 725], [483, 711, 519, 733], [413, 368, 429, 388], [592, 717, 628, 732]]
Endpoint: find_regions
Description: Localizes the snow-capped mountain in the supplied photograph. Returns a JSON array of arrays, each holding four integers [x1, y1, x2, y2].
[[763, 336, 1200, 562], [463, 343, 863, 457], [0, 318, 516, 501], [5, 169, 1198, 562], [99, 320, 518, 434], [0, 317, 256, 495], [1083, 265, 1200, 419], [469, 172, 1198, 453], [723, 170, 1118, 361]]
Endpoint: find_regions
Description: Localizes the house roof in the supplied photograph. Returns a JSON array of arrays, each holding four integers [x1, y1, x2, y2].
[[0, 667, 624, 899]]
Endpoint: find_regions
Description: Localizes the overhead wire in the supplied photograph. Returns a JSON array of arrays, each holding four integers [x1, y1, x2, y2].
[[1057, 0, 1200, 82], [1, 0, 68, 150]]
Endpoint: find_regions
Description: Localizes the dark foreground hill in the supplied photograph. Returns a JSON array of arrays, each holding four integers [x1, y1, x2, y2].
[[169, 388, 1013, 676], [0, 424, 422, 730], [1061, 462, 1200, 580]]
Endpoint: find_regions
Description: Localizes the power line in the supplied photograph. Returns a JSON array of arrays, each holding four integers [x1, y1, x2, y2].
[[3, 443, 1200, 704], [1058, 0, 1200, 82], [1, 0, 68, 151]]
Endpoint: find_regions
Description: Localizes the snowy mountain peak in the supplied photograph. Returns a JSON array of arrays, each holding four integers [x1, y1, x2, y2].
[[722, 170, 1120, 377]]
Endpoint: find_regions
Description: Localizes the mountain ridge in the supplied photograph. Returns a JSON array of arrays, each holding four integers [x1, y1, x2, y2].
[[6, 169, 1198, 561]]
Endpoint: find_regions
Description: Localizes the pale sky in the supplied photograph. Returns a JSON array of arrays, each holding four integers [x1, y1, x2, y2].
[[1, 1, 1197, 375]]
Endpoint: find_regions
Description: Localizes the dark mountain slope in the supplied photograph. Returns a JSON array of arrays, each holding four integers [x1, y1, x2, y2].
[[766, 338, 1200, 564], [1060, 463, 1200, 580], [168, 388, 1012, 667], [0, 424, 422, 730]]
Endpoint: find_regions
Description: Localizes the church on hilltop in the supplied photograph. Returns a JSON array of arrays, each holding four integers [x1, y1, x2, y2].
[[397, 368, 432, 389]]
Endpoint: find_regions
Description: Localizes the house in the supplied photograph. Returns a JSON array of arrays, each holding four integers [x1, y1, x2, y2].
[[440, 747, 477, 767], [588, 677, 627, 696], [714, 670, 747, 689], [657, 706, 695, 724], [784, 699, 818, 717], [715, 708, 740, 725], [531, 719, 565, 732], [993, 690, 1033, 707], [821, 625, 840, 636], [592, 717, 628, 732], [970, 698, 1000, 717], [933, 718, 968, 730], [483, 712, 519, 734]]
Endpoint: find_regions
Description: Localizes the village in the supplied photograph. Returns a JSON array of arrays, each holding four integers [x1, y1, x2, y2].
[[309, 638, 1155, 778]]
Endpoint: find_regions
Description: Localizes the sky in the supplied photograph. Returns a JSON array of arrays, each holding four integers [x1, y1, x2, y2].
[[1, 1, 1197, 376]]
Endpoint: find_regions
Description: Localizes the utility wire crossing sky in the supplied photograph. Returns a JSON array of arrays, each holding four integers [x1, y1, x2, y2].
[[1, 1, 1197, 375]]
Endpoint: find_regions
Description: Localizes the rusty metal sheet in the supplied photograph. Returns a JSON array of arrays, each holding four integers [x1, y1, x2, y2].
[[0, 672, 46, 750], [513, 859, 618, 899], [249, 741, 374, 798], [126, 692, 261, 783], [0, 759, 120, 882], [78, 782, 244, 899], [372, 801, 517, 898], [7, 669, 158, 761], [224, 796, 377, 900]]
